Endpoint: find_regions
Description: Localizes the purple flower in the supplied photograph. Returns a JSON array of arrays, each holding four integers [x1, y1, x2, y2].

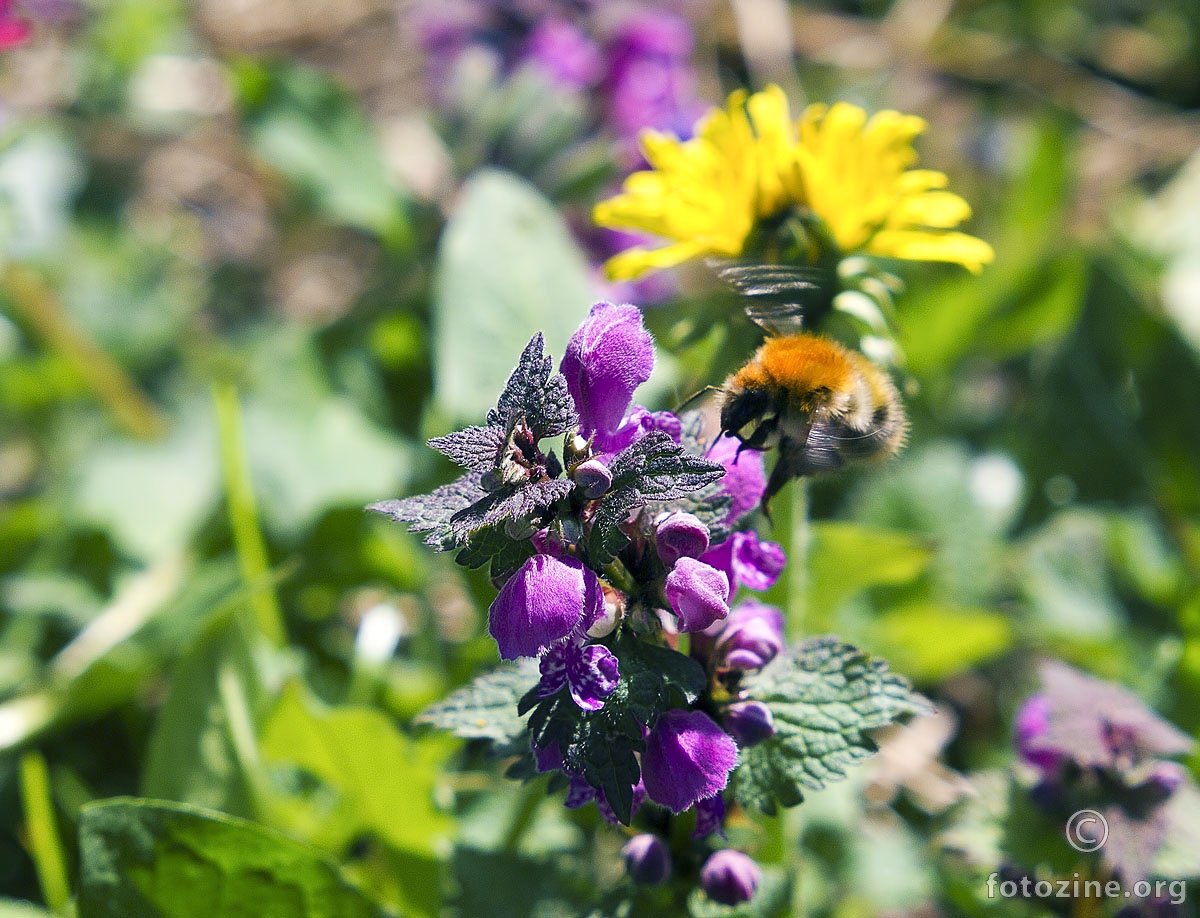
[[715, 601, 785, 671], [692, 794, 726, 839], [561, 302, 654, 452], [572, 457, 612, 498], [603, 10, 705, 142], [664, 558, 729, 633], [1014, 694, 1062, 774], [700, 531, 786, 593], [707, 435, 766, 526], [538, 638, 620, 711], [1142, 762, 1187, 799], [488, 554, 603, 659], [565, 775, 646, 825], [521, 18, 603, 90], [700, 850, 762, 906], [622, 834, 671, 885], [723, 701, 776, 747], [655, 512, 710, 567], [0, 0, 31, 48], [641, 710, 738, 814]]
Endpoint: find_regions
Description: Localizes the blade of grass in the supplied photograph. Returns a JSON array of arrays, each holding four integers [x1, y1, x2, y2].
[[212, 383, 287, 648], [18, 751, 73, 916], [2, 263, 166, 441]]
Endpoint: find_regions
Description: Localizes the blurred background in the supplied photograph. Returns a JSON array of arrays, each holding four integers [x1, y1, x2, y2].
[[2, 0, 1200, 915]]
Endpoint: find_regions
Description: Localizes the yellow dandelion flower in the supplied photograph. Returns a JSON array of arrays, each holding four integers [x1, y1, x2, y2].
[[593, 86, 994, 281]]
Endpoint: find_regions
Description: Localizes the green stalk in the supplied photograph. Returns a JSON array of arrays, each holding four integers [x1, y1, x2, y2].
[[787, 479, 811, 916], [213, 383, 287, 648], [18, 752, 73, 915], [2, 264, 166, 441]]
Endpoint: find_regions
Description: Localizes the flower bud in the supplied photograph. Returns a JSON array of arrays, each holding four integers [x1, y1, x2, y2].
[[716, 601, 784, 671], [1014, 695, 1063, 774], [622, 834, 671, 885], [664, 558, 729, 633], [723, 701, 775, 748], [655, 512, 710, 567], [642, 710, 738, 814], [700, 850, 761, 906], [572, 457, 613, 498]]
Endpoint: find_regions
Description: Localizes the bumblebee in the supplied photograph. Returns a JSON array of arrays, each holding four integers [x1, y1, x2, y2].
[[720, 333, 907, 506]]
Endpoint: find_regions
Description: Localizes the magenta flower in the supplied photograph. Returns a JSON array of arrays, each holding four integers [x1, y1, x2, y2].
[[537, 638, 620, 711], [701, 850, 762, 906], [641, 710, 738, 814], [655, 511, 710, 567], [622, 834, 671, 885], [561, 302, 654, 452], [664, 558, 729, 633], [716, 601, 785, 671], [723, 701, 776, 748], [488, 554, 603, 659], [521, 18, 603, 90], [1014, 694, 1061, 774], [707, 435, 766, 526], [0, 0, 31, 48], [700, 531, 786, 593]]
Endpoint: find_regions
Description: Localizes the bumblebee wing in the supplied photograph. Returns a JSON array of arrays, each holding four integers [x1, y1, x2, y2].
[[709, 260, 827, 336]]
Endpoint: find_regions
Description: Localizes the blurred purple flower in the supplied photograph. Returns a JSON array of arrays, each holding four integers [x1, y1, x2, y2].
[[664, 557, 729, 632], [707, 435, 766, 526], [1014, 694, 1062, 774], [603, 10, 705, 143], [538, 637, 620, 710], [488, 554, 603, 659], [723, 701, 775, 747], [655, 511, 710, 567], [716, 600, 784, 671], [0, 0, 31, 48], [521, 17, 603, 90], [565, 774, 646, 825], [622, 834, 671, 884], [561, 302, 654, 452], [701, 849, 762, 906], [641, 709, 738, 813], [700, 531, 786, 593]]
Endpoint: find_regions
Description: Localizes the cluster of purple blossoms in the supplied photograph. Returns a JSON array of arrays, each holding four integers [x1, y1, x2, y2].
[[1012, 660, 1197, 883], [412, 0, 705, 152]]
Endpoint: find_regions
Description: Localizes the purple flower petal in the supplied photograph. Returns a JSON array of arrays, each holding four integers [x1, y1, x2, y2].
[[488, 554, 602, 659], [521, 18, 603, 90], [568, 643, 620, 711], [664, 558, 730, 633], [707, 435, 766, 526], [655, 511, 711, 567], [700, 531, 786, 593], [642, 710, 738, 814], [692, 794, 727, 839], [701, 850, 762, 906], [561, 302, 654, 450]]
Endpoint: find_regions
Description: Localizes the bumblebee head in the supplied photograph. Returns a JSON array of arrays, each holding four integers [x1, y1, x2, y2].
[[719, 384, 782, 451]]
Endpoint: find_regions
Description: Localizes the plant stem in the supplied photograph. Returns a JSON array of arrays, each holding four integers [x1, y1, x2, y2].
[[2, 263, 166, 440], [18, 751, 74, 916], [213, 383, 287, 648]]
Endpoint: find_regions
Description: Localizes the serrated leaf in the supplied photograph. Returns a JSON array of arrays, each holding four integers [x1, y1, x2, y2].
[[449, 478, 574, 538], [427, 425, 505, 472], [453, 525, 537, 581], [77, 798, 388, 918], [486, 333, 578, 438], [732, 636, 931, 815], [417, 661, 541, 743], [368, 473, 485, 550]]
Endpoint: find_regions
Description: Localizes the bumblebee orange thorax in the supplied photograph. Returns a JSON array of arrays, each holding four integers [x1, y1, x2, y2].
[[736, 335, 856, 398]]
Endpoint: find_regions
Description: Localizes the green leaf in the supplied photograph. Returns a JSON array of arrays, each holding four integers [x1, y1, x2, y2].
[[417, 661, 540, 744], [259, 681, 455, 857], [868, 602, 1014, 682], [141, 615, 263, 817], [77, 798, 388, 918], [732, 637, 930, 815], [433, 169, 595, 422], [806, 522, 932, 630]]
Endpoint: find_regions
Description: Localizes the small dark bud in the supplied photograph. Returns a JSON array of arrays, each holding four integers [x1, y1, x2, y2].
[[655, 511, 710, 566], [572, 457, 612, 498], [700, 849, 761, 906], [724, 701, 775, 747], [622, 833, 671, 885]]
